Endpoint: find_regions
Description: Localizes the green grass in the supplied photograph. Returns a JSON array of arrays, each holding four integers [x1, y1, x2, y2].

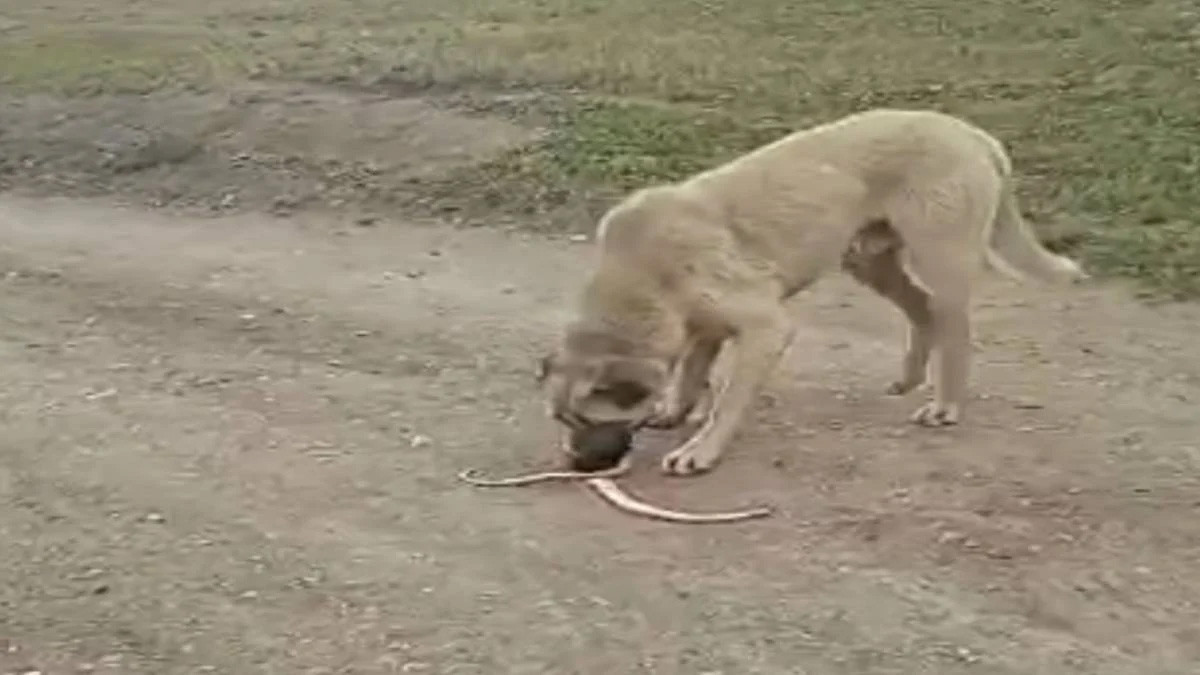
[[3, 0, 1199, 297], [0, 28, 247, 95], [237, 0, 1195, 297], [545, 100, 793, 191]]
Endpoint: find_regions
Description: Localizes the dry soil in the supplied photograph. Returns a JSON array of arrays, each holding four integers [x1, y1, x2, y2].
[[1, 187, 1199, 674]]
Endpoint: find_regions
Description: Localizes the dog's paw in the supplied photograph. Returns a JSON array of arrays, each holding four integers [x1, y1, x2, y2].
[[661, 442, 720, 476], [888, 372, 933, 396], [909, 401, 960, 427]]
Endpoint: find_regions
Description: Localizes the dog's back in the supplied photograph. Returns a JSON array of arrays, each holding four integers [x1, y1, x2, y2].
[[692, 109, 999, 200]]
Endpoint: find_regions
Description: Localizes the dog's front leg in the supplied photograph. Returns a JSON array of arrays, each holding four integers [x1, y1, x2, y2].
[[648, 335, 722, 429], [662, 312, 793, 476]]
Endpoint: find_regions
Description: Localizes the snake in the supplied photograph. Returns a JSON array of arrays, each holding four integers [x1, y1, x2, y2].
[[458, 452, 773, 524]]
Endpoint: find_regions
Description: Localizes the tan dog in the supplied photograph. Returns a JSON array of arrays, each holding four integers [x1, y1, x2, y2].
[[538, 108, 1086, 476]]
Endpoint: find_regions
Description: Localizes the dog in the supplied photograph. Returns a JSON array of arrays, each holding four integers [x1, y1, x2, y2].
[[537, 108, 1086, 476]]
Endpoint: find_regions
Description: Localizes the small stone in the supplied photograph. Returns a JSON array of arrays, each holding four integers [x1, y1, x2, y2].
[[144, 512, 166, 524], [568, 234, 588, 243], [410, 435, 432, 448], [938, 531, 965, 544], [84, 388, 117, 401], [78, 567, 105, 580]]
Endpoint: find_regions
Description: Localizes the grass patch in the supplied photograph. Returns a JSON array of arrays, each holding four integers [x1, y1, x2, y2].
[[0, 28, 246, 95], [413, 98, 794, 229], [468, 84, 1200, 298], [544, 99, 791, 191], [368, 0, 1199, 299]]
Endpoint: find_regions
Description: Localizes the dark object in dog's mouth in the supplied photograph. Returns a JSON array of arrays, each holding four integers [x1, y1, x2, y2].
[[568, 422, 634, 472]]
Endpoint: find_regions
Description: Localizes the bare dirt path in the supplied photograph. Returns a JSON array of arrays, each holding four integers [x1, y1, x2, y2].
[[2, 194, 1198, 674]]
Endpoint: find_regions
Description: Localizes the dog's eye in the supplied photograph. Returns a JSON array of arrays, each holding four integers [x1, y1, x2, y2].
[[593, 380, 651, 409]]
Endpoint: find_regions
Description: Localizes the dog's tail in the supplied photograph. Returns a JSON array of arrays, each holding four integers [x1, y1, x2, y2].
[[975, 130, 1087, 285], [984, 180, 1087, 284]]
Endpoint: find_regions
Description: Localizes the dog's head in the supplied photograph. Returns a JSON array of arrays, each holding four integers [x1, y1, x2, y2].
[[536, 323, 670, 436]]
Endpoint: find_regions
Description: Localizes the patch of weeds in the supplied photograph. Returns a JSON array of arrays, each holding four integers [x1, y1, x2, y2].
[[1046, 88, 1200, 300], [5, 0, 1199, 298], [1082, 221, 1200, 300], [0, 29, 241, 95], [419, 144, 571, 215], [417, 97, 796, 231], [543, 98, 789, 191]]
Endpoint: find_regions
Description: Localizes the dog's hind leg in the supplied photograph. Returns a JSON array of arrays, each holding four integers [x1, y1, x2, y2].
[[887, 182, 992, 427], [841, 222, 934, 396], [905, 251, 973, 426]]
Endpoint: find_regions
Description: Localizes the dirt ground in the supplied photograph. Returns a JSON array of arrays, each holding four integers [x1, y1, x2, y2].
[[2, 2, 1200, 673], [2, 185, 1199, 674]]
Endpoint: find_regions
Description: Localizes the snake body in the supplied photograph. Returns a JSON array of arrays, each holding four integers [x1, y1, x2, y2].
[[457, 454, 635, 486], [458, 455, 773, 524]]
